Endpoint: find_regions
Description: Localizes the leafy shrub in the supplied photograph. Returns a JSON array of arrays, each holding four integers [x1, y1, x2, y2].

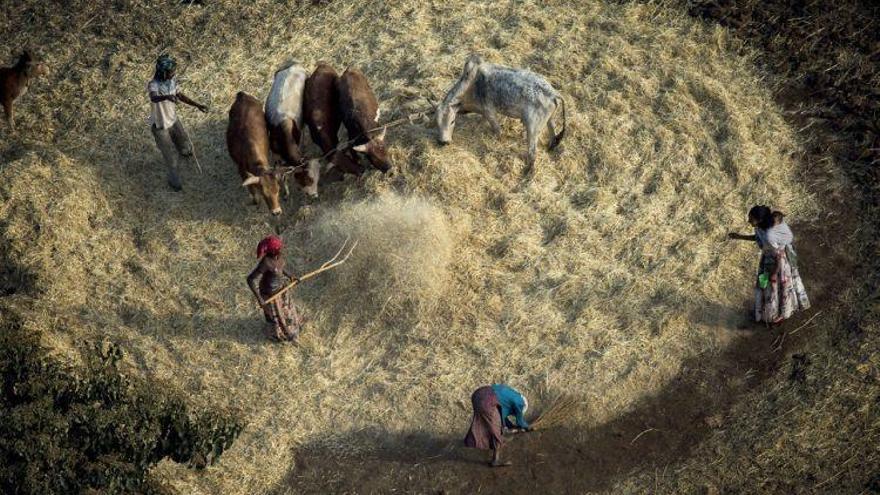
[[0, 315, 243, 494]]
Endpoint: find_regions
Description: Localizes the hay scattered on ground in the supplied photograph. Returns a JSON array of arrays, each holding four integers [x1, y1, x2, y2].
[[0, 0, 822, 493], [302, 193, 453, 314]]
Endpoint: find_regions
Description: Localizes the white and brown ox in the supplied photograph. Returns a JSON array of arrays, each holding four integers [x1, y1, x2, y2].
[[265, 62, 320, 199], [436, 54, 566, 168]]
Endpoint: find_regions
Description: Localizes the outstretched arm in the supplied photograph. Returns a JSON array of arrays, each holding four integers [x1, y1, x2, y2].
[[247, 260, 268, 306], [513, 406, 530, 430], [727, 232, 756, 241], [177, 92, 208, 113], [149, 91, 177, 104]]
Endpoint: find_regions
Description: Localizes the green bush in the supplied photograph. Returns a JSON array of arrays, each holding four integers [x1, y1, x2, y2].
[[0, 316, 243, 494]]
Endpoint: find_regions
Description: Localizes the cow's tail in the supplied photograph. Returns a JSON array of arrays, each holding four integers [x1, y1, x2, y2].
[[548, 96, 566, 151]]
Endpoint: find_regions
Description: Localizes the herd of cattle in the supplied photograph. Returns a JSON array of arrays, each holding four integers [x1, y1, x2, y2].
[[225, 54, 567, 217], [226, 62, 387, 216], [0, 51, 567, 218]]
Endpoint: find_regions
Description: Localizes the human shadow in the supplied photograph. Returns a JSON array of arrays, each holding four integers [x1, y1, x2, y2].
[[275, 304, 816, 495], [275, 211, 863, 493], [76, 300, 277, 347], [67, 116, 238, 223], [689, 297, 755, 330]]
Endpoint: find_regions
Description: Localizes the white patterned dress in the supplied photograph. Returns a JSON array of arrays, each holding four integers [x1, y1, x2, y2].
[[754, 222, 811, 323]]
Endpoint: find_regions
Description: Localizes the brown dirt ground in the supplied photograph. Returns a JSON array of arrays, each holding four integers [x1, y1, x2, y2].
[[278, 214, 856, 495]]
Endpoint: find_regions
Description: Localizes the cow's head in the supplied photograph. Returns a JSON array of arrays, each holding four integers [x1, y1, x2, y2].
[[437, 54, 482, 145], [18, 50, 47, 78], [242, 170, 286, 216], [436, 100, 458, 145], [290, 160, 321, 199], [352, 127, 391, 172]]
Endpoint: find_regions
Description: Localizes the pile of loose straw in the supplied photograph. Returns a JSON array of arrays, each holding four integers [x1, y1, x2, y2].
[[530, 394, 580, 431]]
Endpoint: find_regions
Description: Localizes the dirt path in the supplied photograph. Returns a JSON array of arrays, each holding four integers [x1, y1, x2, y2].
[[276, 216, 854, 494]]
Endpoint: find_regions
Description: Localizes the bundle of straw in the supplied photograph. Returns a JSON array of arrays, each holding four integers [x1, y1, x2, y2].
[[530, 394, 579, 431]]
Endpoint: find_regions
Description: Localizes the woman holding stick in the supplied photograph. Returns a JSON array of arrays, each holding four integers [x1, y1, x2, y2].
[[728, 205, 810, 324], [247, 235, 303, 342], [464, 384, 531, 467]]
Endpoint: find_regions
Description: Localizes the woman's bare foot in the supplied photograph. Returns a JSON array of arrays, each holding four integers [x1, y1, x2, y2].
[[489, 460, 513, 467]]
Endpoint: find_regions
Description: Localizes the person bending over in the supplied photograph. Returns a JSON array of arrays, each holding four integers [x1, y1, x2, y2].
[[464, 383, 531, 467]]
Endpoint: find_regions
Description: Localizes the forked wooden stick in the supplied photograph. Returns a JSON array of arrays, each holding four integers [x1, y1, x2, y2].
[[263, 239, 358, 305]]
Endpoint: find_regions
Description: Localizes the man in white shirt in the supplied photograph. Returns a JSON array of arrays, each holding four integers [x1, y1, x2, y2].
[[147, 55, 208, 191]]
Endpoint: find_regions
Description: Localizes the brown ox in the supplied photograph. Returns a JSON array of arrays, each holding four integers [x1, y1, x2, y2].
[[303, 62, 363, 183], [1, 50, 47, 132], [227, 91, 287, 216], [337, 67, 391, 173]]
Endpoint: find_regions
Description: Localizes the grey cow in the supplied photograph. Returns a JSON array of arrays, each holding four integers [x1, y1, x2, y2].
[[436, 54, 566, 168]]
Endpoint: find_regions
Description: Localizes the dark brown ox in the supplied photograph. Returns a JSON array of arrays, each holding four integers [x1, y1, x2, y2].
[[303, 62, 363, 182], [337, 67, 391, 173], [227, 91, 287, 216], [1, 50, 47, 132]]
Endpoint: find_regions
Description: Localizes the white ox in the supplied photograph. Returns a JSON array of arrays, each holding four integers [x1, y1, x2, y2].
[[436, 54, 566, 169], [265, 62, 319, 198]]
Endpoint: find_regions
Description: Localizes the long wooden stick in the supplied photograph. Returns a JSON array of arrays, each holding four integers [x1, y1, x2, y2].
[[185, 130, 204, 174], [314, 107, 434, 161], [263, 239, 358, 305]]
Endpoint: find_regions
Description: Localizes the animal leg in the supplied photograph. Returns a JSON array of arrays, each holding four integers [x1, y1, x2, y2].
[[3, 101, 14, 132], [483, 107, 502, 135], [525, 117, 540, 169], [281, 119, 301, 165]]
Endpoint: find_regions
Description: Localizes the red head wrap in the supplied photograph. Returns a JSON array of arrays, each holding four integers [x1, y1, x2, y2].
[[257, 235, 283, 258]]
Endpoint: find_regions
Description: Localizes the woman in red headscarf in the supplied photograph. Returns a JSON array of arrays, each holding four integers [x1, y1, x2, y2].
[[247, 235, 303, 342]]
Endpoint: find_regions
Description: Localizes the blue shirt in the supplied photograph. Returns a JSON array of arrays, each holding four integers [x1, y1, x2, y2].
[[492, 384, 529, 429]]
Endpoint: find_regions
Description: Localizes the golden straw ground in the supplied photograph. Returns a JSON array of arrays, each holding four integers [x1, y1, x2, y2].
[[0, 0, 824, 493]]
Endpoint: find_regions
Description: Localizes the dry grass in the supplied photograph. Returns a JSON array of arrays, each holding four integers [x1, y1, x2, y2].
[[530, 394, 579, 431], [303, 193, 453, 315], [0, 0, 831, 492], [609, 1, 880, 492]]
